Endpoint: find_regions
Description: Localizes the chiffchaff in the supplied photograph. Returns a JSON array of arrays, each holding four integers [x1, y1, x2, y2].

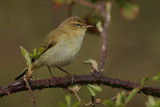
[[15, 16, 92, 80]]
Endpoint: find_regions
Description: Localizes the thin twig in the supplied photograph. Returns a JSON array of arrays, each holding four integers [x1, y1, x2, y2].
[[23, 76, 37, 107], [91, 96, 95, 107], [70, 89, 87, 106], [99, 1, 112, 73], [77, 0, 112, 73], [70, 89, 97, 107], [111, 95, 117, 101]]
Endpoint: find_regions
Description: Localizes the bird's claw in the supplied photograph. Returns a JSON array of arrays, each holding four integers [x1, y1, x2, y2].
[[67, 74, 73, 85]]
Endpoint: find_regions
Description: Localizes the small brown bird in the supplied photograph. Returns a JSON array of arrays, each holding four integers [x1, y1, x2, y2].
[[15, 16, 92, 80]]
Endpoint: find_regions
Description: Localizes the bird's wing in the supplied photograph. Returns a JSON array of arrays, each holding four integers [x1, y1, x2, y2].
[[31, 33, 57, 63]]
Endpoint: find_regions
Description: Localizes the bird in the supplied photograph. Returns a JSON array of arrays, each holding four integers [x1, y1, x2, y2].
[[15, 16, 92, 81]]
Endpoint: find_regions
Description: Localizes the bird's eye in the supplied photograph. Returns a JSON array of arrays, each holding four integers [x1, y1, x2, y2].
[[76, 23, 80, 26]]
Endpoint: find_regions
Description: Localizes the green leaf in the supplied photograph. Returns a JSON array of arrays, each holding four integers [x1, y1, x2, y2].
[[116, 0, 139, 20], [88, 84, 102, 92], [28, 53, 34, 58], [145, 96, 156, 107], [140, 75, 149, 89], [87, 85, 96, 96], [65, 95, 71, 107], [33, 48, 37, 56], [96, 21, 103, 33], [152, 73, 160, 81], [126, 88, 139, 103], [72, 102, 81, 107], [152, 76, 160, 81], [103, 99, 114, 107], [146, 96, 160, 107], [155, 99, 160, 107], [20, 46, 31, 65], [37, 47, 45, 57], [116, 91, 126, 107], [59, 103, 67, 107]]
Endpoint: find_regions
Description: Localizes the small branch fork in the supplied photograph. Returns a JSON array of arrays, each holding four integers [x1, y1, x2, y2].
[[1, 74, 160, 98], [68, 86, 101, 106], [76, 0, 112, 73]]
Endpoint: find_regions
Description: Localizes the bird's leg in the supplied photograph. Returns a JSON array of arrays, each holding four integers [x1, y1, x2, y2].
[[47, 66, 53, 77], [47, 66, 61, 83], [57, 67, 73, 84]]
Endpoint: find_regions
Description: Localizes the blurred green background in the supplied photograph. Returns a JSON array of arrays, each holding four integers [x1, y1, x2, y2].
[[0, 0, 160, 107]]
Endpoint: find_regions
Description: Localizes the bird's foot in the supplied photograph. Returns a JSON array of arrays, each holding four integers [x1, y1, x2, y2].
[[58, 67, 74, 85], [51, 76, 61, 83], [67, 74, 74, 85], [19, 75, 32, 83], [55, 77, 61, 83]]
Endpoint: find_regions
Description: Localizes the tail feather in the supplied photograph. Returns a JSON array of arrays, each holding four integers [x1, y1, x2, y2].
[[15, 68, 28, 81]]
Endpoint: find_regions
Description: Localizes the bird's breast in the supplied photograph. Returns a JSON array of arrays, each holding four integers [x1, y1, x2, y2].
[[34, 33, 85, 68]]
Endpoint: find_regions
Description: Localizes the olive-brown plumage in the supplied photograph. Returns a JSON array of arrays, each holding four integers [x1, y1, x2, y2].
[[15, 16, 92, 80]]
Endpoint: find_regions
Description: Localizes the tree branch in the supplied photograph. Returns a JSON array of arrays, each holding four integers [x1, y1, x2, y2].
[[76, 0, 112, 73], [99, 2, 111, 73], [1, 74, 160, 98]]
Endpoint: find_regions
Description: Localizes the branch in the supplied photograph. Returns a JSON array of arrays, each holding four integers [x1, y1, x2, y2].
[[1, 74, 160, 98], [23, 76, 37, 107], [99, 2, 111, 73], [76, 0, 111, 73]]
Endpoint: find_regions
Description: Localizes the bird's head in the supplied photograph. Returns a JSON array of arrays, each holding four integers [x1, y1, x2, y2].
[[59, 16, 93, 33]]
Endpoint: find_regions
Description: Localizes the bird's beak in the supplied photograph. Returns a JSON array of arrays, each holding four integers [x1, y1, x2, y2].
[[85, 24, 94, 28]]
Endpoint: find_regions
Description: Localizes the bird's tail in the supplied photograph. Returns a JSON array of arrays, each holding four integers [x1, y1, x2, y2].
[[15, 68, 28, 81]]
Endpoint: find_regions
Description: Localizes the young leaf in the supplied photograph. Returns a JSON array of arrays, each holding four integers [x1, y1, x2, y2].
[[84, 59, 98, 72], [87, 85, 96, 96], [59, 103, 67, 107], [140, 75, 149, 89], [37, 47, 45, 57], [33, 48, 38, 56], [72, 102, 81, 107], [20, 46, 33, 77], [126, 88, 139, 103], [20, 46, 31, 65], [103, 99, 114, 107], [155, 99, 160, 107], [145, 96, 156, 107], [65, 95, 71, 107], [146, 96, 160, 107], [152, 73, 160, 81], [88, 84, 102, 92], [116, 91, 126, 107], [71, 86, 81, 93], [96, 21, 103, 33], [28, 53, 34, 58], [116, 0, 139, 20]]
